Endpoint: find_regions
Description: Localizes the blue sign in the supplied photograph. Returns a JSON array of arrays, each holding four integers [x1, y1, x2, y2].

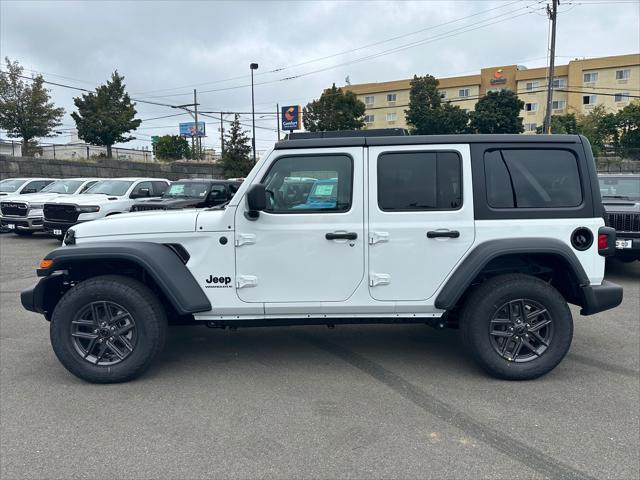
[[281, 105, 301, 131], [179, 122, 206, 137]]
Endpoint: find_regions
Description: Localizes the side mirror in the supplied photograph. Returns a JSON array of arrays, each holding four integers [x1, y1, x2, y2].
[[245, 184, 266, 220]]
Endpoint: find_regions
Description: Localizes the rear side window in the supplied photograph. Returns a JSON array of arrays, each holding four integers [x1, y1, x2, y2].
[[378, 151, 462, 211], [484, 149, 582, 208]]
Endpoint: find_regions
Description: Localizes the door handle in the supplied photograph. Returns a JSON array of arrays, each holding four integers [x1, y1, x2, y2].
[[427, 230, 460, 239], [325, 232, 358, 240]]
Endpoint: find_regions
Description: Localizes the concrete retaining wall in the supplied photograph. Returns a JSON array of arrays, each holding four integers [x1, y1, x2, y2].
[[0, 155, 224, 181]]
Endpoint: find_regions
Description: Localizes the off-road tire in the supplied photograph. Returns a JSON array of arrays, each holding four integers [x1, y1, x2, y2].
[[50, 275, 167, 383], [460, 274, 573, 380]]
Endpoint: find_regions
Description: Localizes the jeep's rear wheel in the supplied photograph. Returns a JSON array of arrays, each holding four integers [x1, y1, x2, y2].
[[460, 274, 573, 380], [50, 275, 166, 383]]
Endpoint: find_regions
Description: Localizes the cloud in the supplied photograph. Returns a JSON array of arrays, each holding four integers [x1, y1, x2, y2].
[[1, 0, 638, 151]]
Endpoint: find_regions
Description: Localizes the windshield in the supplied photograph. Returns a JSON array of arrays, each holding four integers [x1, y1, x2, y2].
[[41, 180, 84, 194], [84, 180, 133, 196], [164, 182, 210, 198], [599, 176, 640, 201], [0, 179, 25, 192]]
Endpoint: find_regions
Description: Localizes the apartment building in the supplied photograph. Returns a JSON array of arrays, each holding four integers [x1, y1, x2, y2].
[[346, 53, 640, 134]]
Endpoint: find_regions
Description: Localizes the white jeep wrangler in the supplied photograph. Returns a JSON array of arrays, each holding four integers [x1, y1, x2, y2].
[[22, 133, 623, 383]]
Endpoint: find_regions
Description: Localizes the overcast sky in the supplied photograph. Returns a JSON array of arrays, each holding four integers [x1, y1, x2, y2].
[[1, 0, 639, 153]]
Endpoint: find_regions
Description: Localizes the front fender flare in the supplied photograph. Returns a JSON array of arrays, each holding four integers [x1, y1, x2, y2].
[[33, 241, 211, 315]]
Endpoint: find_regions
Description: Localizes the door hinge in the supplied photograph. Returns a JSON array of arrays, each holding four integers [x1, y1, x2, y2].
[[369, 273, 391, 287], [369, 231, 390, 245], [237, 275, 258, 289], [235, 233, 256, 247]]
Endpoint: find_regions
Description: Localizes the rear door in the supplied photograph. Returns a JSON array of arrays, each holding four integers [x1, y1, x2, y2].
[[368, 144, 475, 301]]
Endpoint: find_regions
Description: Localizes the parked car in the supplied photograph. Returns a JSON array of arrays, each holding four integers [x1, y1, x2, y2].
[[0, 178, 100, 235], [131, 179, 241, 212], [22, 132, 622, 383], [0, 178, 56, 232], [599, 173, 640, 262], [0, 178, 55, 197], [42, 178, 170, 238]]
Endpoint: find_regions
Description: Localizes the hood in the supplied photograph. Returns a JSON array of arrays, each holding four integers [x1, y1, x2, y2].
[[602, 200, 640, 213], [73, 209, 201, 238], [47, 194, 124, 206], [136, 197, 202, 208], [0, 192, 68, 205]]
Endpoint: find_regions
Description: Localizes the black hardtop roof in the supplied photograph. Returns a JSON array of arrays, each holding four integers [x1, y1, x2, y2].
[[175, 178, 240, 183], [274, 134, 583, 150]]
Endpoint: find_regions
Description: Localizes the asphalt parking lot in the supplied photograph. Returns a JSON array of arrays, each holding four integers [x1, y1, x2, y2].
[[0, 233, 638, 480]]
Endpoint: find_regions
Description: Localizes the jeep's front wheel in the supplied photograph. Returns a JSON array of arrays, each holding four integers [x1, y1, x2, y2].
[[50, 275, 167, 383], [460, 274, 573, 380]]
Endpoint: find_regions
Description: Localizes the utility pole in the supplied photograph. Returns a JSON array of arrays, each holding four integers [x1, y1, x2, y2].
[[276, 103, 280, 141], [543, 0, 559, 134], [220, 112, 224, 156], [193, 89, 200, 160]]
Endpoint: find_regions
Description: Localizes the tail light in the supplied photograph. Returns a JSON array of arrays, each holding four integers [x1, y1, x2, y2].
[[597, 226, 616, 257]]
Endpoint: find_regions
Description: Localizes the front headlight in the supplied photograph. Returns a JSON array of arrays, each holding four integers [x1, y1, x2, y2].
[[76, 205, 100, 213]]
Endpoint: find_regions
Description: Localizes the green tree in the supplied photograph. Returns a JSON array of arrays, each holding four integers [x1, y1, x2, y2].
[[535, 113, 578, 134], [469, 90, 524, 134], [221, 114, 252, 177], [405, 74, 468, 134], [0, 58, 64, 156], [154, 134, 191, 161], [576, 105, 619, 156], [303, 83, 365, 131], [617, 100, 640, 159], [71, 71, 141, 158]]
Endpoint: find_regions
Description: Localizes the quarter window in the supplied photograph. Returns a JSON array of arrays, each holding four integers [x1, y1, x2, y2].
[[484, 149, 582, 208], [378, 151, 462, 211], [261, 155, 352, 213]]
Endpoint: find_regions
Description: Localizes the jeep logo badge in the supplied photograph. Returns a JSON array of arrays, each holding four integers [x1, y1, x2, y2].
[[205, 275, 232, 288]]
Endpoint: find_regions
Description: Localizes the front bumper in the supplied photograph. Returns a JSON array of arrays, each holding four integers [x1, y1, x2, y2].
[[43, 220, 84, 235], [1, 216, 44, 231], [613, 235, 640, 257], [580, 280, 624, 316], [21, 273, 66, 319]]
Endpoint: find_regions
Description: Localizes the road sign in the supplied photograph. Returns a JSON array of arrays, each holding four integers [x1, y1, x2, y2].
[[179, 122, 206, 137], [281, 105, 301, 131]]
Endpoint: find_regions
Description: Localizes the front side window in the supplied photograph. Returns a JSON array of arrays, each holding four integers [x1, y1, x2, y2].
[[85, 180, 134, 196], [164, 182, 210, 198], [262, 155, 352, 213], [484, 149, 582, 208], [23, 180, 51, 193], [378, 151, 462, 211]]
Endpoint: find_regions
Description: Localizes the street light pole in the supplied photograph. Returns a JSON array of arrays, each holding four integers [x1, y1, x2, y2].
[[250, 63, 259, 163]]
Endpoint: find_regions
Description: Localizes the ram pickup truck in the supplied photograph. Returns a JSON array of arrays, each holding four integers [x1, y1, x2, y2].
[[131, 179, 241, 212]]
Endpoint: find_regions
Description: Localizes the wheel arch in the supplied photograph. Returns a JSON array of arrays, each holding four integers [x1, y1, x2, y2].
[[435, 238, 590, 311], [29, 241, 211, 318]]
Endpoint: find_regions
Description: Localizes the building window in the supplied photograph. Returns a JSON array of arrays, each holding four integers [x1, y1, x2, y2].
[[524, 103, 538, 112], [525, 81, 539, 91], [524, 123, 537, 132], [616, 69, 631, 80], [364, 95, 375, 106], [364, 114, 375, 123], [438, 90, 447, 99], [552, 100, 566, 110], [386, 112, 397, 122], [458, 88, 470, 98], [614, 92, 630, 103], [552, 78, 566, 88], [583, 95, 597, 105], [583, 72, 598, 83], [386, 93, 397, 102]]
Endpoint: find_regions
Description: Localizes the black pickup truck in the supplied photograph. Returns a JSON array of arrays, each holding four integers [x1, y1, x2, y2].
[[131, 179, 241, 212], [599, 173, 640, 262]]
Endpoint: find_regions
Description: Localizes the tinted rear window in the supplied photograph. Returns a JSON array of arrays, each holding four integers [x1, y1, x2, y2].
[[484, 149, 582, 208], [378, 151, 462, 211]]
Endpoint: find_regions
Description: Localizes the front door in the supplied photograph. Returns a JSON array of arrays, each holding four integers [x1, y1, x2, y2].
[[368, 145, 475, 302], [234, 148, 365, 304]]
